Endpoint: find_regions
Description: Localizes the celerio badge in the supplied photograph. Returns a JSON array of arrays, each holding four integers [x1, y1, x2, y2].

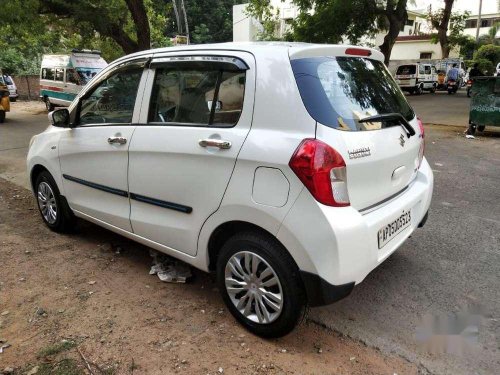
[[399, 134, 406, 147], [348, 147, 371, 159]]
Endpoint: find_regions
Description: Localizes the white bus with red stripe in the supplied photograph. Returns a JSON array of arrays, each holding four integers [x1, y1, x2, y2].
[[40, 50, 107, 111]]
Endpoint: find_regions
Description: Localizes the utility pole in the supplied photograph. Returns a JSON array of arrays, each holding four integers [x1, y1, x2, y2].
[[180, 0, 190, 44], [475, 0, 483, 42]]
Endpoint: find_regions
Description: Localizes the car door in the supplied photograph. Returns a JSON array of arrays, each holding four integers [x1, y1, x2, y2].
[[58, 61, 147, 231], [128, 52, 255, 256]]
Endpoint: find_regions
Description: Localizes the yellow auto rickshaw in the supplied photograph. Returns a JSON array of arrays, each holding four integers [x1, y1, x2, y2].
[[0, 71, 11, 123]]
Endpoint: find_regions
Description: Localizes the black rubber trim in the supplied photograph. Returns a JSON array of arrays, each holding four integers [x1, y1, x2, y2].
[[62, 174, 128, 197], [300, 271, 355, 307], [418, 210, 429, 228], [62, 174, 193, 214], [129, 193, 192, 214]]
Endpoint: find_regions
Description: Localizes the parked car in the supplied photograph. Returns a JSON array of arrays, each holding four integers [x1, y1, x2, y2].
[[40, 49, 107, 111], [27, 43, 433, 337], [394, 63, 437, 94], [2, 74, 18, 102]]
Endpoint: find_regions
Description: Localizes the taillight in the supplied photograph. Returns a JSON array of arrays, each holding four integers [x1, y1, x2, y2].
[[417, 118, 425, 169], [289, 139, 350, 207]]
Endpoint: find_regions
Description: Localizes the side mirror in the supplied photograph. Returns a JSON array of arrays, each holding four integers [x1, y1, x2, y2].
[[49, 108, 70, 128]]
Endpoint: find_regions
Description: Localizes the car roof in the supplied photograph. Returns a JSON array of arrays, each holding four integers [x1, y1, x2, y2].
[[111, 42, 384, 65]]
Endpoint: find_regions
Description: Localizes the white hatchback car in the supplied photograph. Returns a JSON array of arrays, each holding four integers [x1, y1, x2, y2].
[[27, 43, 433, 337]]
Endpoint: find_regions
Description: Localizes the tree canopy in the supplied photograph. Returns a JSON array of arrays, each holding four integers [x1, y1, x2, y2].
[[247, 0, 411, 64], [0, 0, 236, 75]]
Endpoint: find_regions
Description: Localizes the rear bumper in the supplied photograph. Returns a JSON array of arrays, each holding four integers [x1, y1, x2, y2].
[[278, 158, 433, 305]]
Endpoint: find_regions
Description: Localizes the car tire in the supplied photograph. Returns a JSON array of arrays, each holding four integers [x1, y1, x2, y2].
[[10, 97, 16, 102], [478, 125, 485, 132], [0, 110, 5, 123], [34, 171, 76, 232], [415, 85, 423, 95], [44, 97, 55, 112], [217, 231, 306, 338], [430, 85, 436, 94]]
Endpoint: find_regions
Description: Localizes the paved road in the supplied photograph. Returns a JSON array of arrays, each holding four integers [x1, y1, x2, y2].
[[0, 102, 48, 188], [406, 89, 471, 127], [1, 100, 499, 375]]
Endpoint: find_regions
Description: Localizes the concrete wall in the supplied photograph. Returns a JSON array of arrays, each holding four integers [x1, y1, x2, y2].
[[390, 40, 459, 61], [11, 75, 40, 100]]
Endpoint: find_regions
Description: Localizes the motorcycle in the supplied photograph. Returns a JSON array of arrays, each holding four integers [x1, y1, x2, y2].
[[466, 79, 473, 97], [447, 79, 459, 95]]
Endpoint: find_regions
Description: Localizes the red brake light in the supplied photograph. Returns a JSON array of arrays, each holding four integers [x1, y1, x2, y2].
[[345, 48, 371, 57], [417, 118, 425, 169], [289, 139, 350, 207]]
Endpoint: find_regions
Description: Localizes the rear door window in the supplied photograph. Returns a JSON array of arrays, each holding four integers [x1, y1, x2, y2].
[[148, 66, 245, 127], [291, 56, 414, 131], [396, 65, 416, 75]]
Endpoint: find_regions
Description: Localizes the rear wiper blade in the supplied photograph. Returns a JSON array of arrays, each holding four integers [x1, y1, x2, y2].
[[358, 113, 416, 138]]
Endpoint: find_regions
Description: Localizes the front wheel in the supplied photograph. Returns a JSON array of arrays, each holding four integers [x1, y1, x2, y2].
[[45, 97, 55, 112], [217, 232, 306, 338], [35, 171, 76, 232]]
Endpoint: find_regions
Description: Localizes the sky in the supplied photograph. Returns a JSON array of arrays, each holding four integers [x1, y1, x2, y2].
[[412, 0, 498, 15]]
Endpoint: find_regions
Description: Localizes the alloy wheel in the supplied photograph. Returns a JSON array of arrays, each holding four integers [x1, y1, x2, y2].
[[224, 251, 283, 324], [37, 181, 58, 224]]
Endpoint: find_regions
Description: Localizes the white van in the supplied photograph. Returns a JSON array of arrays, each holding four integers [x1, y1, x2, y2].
[[395, 63, 437, 95], [40, 50, 107, 111], [2, 75, 18, 101]]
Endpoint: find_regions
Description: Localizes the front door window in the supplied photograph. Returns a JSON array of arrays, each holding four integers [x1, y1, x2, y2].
[[78, 68, 143, 125]]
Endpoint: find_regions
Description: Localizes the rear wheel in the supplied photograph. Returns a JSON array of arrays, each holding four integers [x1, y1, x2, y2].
[[217, 232, 306, 338], [430, 85, 436, 94], [10, 97, 16, 102], [0, 110, 5, 123], [415, 85, 423, 95], [35, 171, 76, 232]]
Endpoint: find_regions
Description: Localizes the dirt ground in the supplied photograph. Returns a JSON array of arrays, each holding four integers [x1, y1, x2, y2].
[[0, 178, 418, 375]]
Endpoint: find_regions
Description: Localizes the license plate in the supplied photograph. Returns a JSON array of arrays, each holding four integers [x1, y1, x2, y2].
[[377, 210, 412, 249]]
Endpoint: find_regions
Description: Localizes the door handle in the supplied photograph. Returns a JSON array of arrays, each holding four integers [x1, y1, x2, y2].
[[198, 139, 231, 149], [108, 137, 127, 145]]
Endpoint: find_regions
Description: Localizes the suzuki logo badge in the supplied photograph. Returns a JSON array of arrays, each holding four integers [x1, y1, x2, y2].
[[399, 134, 405, 147]]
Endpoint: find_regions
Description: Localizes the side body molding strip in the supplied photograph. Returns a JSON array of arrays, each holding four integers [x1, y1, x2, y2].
[[62, 174, 192, 214]]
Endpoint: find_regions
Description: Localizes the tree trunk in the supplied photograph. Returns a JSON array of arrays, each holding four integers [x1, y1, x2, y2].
[[379, 0, 408, 65], [41, 0, 150, 55], [124, 0, 151, 51], [437, 0, 454, 58]]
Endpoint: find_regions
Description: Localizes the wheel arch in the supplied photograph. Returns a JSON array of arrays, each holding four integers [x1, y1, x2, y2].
[[30, 164, 50, 191], [207, 220, 288, 272]]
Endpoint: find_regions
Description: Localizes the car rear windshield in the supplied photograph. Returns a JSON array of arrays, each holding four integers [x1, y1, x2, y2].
[[396, 65, 416, 75], [291, 57, 414, 131]]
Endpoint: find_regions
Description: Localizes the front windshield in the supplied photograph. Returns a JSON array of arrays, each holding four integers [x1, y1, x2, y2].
[[291, 56, 415, 131], [76, 68, 102, 84]]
